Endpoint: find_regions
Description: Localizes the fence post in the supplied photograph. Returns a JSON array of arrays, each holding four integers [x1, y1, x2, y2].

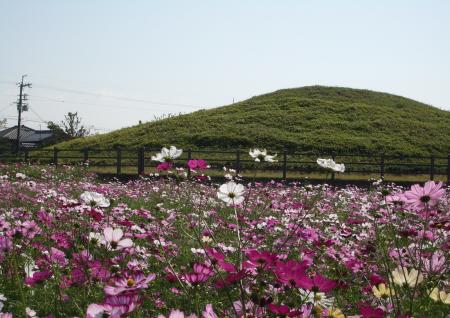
[[24, 149, 29, 163], [282, 149, 287, 180], [430, 155, 435, 181], [380, 152, 385, 180], [235, 149, 241, 174], [187, 148, 192, 178], [83, 148, 89, 165], [331, 152, 336, 181], [137, 147, 145, 176], [116, 147, 122, 176], [53, 147, 59, 167], [447, 154, 450, 183]]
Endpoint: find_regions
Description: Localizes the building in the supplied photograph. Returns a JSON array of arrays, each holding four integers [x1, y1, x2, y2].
[[0, 125, 54, 148]]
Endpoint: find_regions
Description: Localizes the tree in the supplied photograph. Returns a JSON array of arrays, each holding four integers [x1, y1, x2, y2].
[[47, 112, 91, 142], [61, 112, 90, 138], [47, 121, 69, 143], [0, 118, 7, 129]]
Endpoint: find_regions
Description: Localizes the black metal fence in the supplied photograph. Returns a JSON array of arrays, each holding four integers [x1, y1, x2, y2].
[[0, 147, 449, 181]]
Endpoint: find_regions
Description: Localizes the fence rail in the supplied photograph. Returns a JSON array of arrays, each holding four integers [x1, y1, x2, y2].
[[1, 147, 449, 182]]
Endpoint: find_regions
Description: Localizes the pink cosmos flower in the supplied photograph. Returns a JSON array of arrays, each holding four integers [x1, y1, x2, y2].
[[157, 162, 173, 172], [295, 274, 337, 292], [0, 236, 12, 253], [274, 260, 309, 287], [87, 295, 139, 318], [20, 220, 41, 239], [104, 273, 156, 296], [0, 314, 13, 318], [103, 227, 133, 251], [267, 303, 291, 315], [187, 159, 208, 171], [86, 303, 107, 318], [25, 270, 52, 286], [157, 309, 198, 318], [215, 270, 246, 288], [243, 250, 278, 269], [423, 251, 446, 273], [182, 263, 214, 285], [89, 260, 111, 281], [49, 247, 67, 266], [232, 301, 264, 317], [359, 303, 384, 318], [386, 193, 406, 206], [205, 248, 237, 273], [403, 181, 445, 209], [104, 294, 139, 316], [202, 304, 218, 318]]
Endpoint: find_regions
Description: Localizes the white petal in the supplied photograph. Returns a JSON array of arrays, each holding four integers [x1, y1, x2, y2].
[[234, 183, 245, 195], [112, 228, 123, 242], [226, 181, 237, 193], [218, 183, 229, 193], [103, 227, 114, 242], [118, 238, 133, 249], [232, 196, 245, 205]]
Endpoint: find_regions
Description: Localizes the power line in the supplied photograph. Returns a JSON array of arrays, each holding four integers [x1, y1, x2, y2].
[[0, 104, 14, 114], [33, 83, 200, 108], [29, 108, 47, 123], [0, 80, 16, 85], [28, 94, 189, 113]]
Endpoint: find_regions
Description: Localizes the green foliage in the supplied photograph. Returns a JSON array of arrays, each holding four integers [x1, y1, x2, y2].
[[50, 86, 450, 156]]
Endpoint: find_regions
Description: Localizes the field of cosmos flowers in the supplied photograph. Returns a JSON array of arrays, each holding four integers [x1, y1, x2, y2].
[[0, 147, 449, 318]]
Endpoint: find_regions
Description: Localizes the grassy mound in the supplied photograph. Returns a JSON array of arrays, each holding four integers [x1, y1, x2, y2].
[[52, 86, 450, 156]]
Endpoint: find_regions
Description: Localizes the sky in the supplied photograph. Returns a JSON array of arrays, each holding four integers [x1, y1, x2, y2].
[[1, 0, 449, 133]]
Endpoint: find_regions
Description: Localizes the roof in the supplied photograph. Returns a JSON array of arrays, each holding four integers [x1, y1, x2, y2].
[[0, 125, 53, 143]]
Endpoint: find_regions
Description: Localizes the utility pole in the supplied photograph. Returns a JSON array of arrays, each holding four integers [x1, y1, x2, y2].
[[16, 75, 32, 152]]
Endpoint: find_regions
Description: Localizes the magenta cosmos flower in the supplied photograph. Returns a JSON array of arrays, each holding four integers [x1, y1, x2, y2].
[[156, 162, 173, 172], [187, 159, 208, 171], [403, 181, 445, 209], [274, 260, 310, 287], [295, 274, 337, 292]]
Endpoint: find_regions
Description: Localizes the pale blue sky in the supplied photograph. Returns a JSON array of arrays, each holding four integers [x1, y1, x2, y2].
[[1, 0, 449, 132]]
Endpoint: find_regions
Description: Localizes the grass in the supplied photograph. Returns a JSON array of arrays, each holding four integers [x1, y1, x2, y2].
[[62, 165, 447, 183], [48, 86, 450, 156]]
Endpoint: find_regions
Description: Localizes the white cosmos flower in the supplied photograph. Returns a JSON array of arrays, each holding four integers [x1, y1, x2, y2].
[[429, 287, 450, 304], [391, 267, 423, 287], [217, 181, 245, 205], [151, 146, 183, 162], [15, 172, 26, 179], [249, 149, 278, 162], [80, 191, 110, 208], [299, 289, 335, 307], [0, 293, 6, 312], [317, 158, 345, 173], [103, 227, 133, 251], [88, 232, 105, 246], [26, 308, 37, 318]]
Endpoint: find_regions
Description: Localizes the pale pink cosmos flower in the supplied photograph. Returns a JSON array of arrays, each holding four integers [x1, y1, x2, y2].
[[87, 295, 139, 318], [403, 181, 445, 209], [86, 303, 107, 318], [157, 310, 197, 318], [103, 227, 133, 251], [423, 251, 446, 273], [202, 304, 218, 318], [104, 273, 156, 296]]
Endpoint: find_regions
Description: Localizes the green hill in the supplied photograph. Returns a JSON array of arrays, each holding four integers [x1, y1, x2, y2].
[[52, 86, 450, 156]]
